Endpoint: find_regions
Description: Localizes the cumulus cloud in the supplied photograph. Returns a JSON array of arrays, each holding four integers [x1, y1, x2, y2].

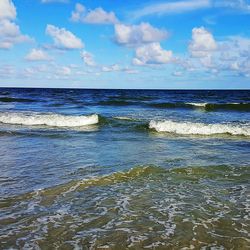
[[71, 3, 118, 24], [0, 0, 16, 20], [0, 0, 31, 49], [219, 36, 250, 77], [133, 43, 173, 66], [177, 28, 250, 77], [71, 3, 86, 22], [114, 23, 168, 47], [25, 49, 52, 61], [46, 24, 84, 49], [80, 50, 96, 66], [189, 27, 217, 57]]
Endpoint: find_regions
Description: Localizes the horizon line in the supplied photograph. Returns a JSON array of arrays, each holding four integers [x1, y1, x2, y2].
[[0, 86, 249, 91]]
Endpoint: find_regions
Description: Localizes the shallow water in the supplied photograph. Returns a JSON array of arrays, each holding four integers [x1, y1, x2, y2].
[[0, 88, 249, 249]]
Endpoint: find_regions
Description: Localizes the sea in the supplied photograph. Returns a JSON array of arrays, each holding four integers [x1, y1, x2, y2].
[[0, 88, 249, 249]]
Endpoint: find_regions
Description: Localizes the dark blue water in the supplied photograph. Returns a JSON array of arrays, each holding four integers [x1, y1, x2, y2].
[[0, 88, 249, 249]]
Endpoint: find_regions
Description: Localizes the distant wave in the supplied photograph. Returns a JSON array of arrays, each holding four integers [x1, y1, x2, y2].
[[0, 112, 98, 127], [187, 102, 250, 111], [149, 120, 250, 136], [149, 103, 184, 108], [149, 102, 250, 111], [186, 102, 207, 107], [114, 116, 138, 121], [0, 97, 35, 103]]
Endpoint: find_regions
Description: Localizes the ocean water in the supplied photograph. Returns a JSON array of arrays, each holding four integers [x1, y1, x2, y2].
[[0, 88, 249, 249]]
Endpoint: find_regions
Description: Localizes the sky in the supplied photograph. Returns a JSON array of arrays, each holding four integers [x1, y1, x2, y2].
[[0, 0, 250, 89]]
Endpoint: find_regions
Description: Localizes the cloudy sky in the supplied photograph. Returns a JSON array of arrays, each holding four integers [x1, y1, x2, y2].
[[0, 0, 250, 89]]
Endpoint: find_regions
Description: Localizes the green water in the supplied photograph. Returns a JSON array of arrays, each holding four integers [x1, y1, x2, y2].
[[1, 165, 249, 249]]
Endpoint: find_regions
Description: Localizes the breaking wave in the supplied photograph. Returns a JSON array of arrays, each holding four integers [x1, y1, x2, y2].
[[186, 102, 207, 107], [149, 120, 250, 136], [0, 112, 99, 127]]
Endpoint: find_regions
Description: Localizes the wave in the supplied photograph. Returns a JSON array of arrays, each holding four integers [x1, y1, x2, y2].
[[186, 102, 207, 107], [149, 103, 184, 108], [41, 165, 249, 197], [204, 103, 250, 111], [1, 166, 163, 202], [149, 102, 250, 111], [149, 120, 250, 136], [0, 112, 99, 127], [0, 165, 167, 206], [0, 97, 35, 103], [188, 103, 250, 111], [114, 116, 138, 121], [4, 164, 249, 203]]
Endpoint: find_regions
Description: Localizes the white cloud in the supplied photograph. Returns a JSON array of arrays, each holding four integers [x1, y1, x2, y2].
[[214, 0, 250, 12], [84, 8, 118, 24], [25, 49, 52, 61], [102, 64, 120, 72], [57, 66, 71, 75], [46, 24, 84, 49], [71, 3, 118, 24], [131, 0, 211, 19], [133, 43, 173, 66], [81, 50, 96, 66], [0, 0, 16, 20], [0, 19, 31, 49], [130, 0, 250, 20], [122, 68, 139, 74], [200, 54, 214, 68], [176, 29, 250, 78], [219, 36, 250, 77], [0, 0, 31, 49], [189, 27, 217, 57], [100, 64, 138, 74], [115, 23, 168, 47], [172, 71, 183, 77], [71, 3, 86, 22]]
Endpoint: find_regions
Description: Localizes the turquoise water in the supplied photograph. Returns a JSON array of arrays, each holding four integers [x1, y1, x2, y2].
[[0, 89, 249, 249]]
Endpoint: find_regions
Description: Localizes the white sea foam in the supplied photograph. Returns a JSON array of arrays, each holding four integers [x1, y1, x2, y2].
[[186, 102, 248, 107], [114, 116, 135, 121], [149, 120, 250, 136], [186, 102, 208, 107], [0, 112, 99, 127]]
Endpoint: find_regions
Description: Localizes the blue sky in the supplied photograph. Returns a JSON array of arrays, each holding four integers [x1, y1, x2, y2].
[[0, 0, 250, 89]]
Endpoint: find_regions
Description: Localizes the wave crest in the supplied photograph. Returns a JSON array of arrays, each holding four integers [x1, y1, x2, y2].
[[149, 120, 250, 136], [0, 112, 99, 127]]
